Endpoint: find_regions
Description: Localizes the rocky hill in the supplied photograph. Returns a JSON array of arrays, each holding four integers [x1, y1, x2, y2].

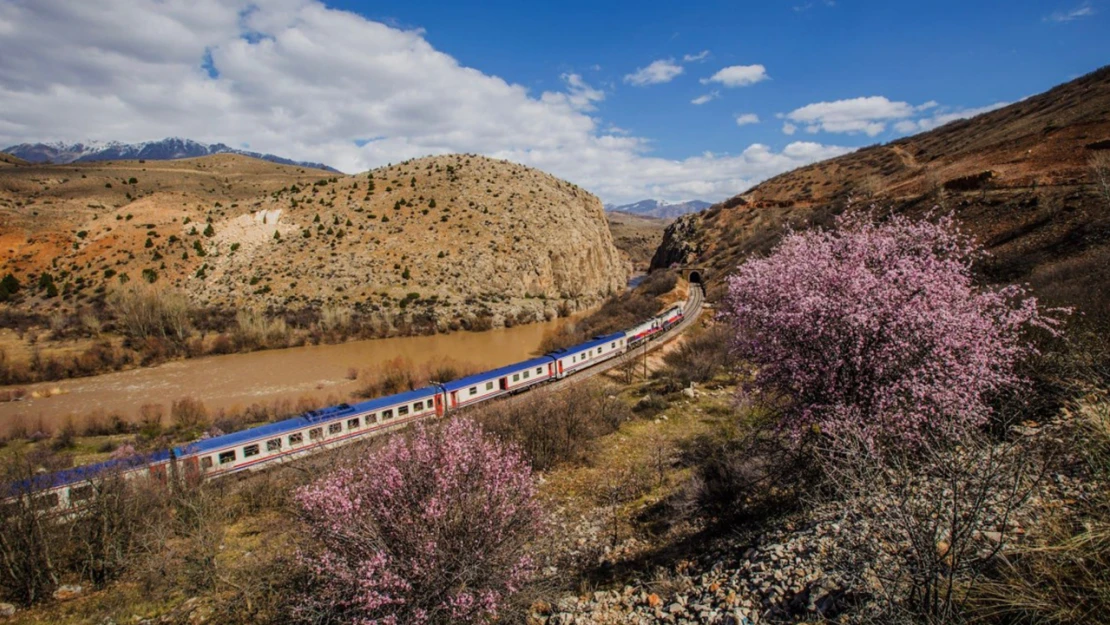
[[0, 153, 626, 329], [606, 198, 711, 219], [3, 138, 339, 172], [653, 66, 1110, 315]]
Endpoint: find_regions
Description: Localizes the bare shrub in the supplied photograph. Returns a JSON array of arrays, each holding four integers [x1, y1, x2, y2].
[[171, 397, 210, 432], [234, 308, 289, 350], [968, 397, 1110, 624], [65, 472, 171, 588], [354, 356, 480, 399], [110, 283, 193, 345], [659, 322, 733, 387], [0, 457, 62, 605], [0, 454, 171, 606], [680, 418, 819, 523], [319, 303, 351, 333], [475, 380, 631, 471], [1091, 152, 1110, 208], [819, 427, 1046, 622]]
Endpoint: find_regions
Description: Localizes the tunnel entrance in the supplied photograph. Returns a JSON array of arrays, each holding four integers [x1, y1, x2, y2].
[[688, 270, 703, 285]]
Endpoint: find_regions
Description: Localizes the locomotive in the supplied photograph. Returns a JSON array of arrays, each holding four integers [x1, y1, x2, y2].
[[4, 302, 687, 513]]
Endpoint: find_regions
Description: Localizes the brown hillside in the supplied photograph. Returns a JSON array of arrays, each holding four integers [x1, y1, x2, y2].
[[606, 210, 670, 273], [653, 65, 1110, 314], [0, 152, 29, 167], [0, 153, 626, 330]]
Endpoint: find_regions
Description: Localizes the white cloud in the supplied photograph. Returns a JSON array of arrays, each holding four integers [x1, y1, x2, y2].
[[785, 94, 1010, 138], [0, 0, 849, 204], [1045, 3, 1095, 22], [892, 101, 1011, 134], [735, 113, 760, 126], [701, 64, 769, 88], [682, 50, 710, 62], [624, 58, 684, 86], [560, 73, 605, 111], [691, 91, 719, 105], [784, 96, 920, 136]]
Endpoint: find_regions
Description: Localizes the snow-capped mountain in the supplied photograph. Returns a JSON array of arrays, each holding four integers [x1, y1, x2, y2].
[[3, 137, 339, 172], [604, 198, 712, 219]]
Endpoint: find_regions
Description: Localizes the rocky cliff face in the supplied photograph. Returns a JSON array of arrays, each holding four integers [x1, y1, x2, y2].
[[0, 153, 627, 329]]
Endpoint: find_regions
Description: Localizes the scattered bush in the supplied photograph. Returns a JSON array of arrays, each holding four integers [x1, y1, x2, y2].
[[475, 380, 631, 471], [295, 418, 541, 624]]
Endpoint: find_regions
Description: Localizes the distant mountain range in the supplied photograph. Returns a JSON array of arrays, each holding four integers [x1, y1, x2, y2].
[[604, 198, 712, 219], [2, 137, 339, 172]]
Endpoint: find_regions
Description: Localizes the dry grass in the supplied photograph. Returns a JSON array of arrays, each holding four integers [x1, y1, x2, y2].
[[969, 399, 1110, 624]]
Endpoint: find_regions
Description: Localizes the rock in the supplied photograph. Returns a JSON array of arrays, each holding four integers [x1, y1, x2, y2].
[[647, 593, 663, 608], [0, 603, 15, 618], [53, 584, 83, 601], [667, 602, 685, 614]]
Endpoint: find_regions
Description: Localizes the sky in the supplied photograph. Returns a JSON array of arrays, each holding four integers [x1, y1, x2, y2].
[[0, 1, 1106, 205]]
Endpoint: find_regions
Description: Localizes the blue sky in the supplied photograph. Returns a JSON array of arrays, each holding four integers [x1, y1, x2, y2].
[[0, 0, 1106, 203]]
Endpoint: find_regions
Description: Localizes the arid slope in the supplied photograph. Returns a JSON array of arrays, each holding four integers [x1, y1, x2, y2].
[[654, 66, 1110, 314], [0, 153, 627, 329]]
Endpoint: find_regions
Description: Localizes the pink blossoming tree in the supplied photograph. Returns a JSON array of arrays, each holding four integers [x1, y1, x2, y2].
[[722, 212, 1059, 449], [295, 418, 541, 625]]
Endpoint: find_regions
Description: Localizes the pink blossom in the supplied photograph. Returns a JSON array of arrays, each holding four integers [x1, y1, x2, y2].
[[294, 418, 542, 624], [721, 212, 1061, 449]]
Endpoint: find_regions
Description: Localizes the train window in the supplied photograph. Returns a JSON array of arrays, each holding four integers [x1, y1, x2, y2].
[[366, 413, 377, 424], [309, 427, 323, 440], [398, 405, 410, 416], [329, 423, 343, 434], [382, 409, 393, 420], [486, 381, 494, 390], [289, 432, 304, 445], [469, 386, 478, 396], [523, 370, 530, 379], [244, 444, 260, 458], [347, 418, 360, 430], [33, 493, 59, 510], [218, 450, 236, 464], [69, 485, 93, 502], [536, 367, 543, 375], [513, 373, 519, 382], [267, 438, 283, 451], [200, 456, 213, 469], [611, 342, 616, 349], [414, 401, 424, 411]]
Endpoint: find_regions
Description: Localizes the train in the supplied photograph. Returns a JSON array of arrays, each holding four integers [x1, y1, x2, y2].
[[3, 302, 687, 513]]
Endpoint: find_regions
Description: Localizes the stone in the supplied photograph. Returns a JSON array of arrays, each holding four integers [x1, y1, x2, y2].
[[0, 603, 15, 618], [53, 584, 83, 601]]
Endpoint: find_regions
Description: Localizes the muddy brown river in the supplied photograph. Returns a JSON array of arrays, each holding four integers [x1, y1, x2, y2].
[[0, 318, 572, 436]]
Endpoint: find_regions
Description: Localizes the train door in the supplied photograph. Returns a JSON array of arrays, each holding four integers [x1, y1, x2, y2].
[[450, 391, 458, 409], [183, 456, 203, 486], [548, 362, 555, 378], [557, 360, 564, 376], [434, 393, 444, 416], [499, 376, 509, 391], [149, 463, 168, 485]]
